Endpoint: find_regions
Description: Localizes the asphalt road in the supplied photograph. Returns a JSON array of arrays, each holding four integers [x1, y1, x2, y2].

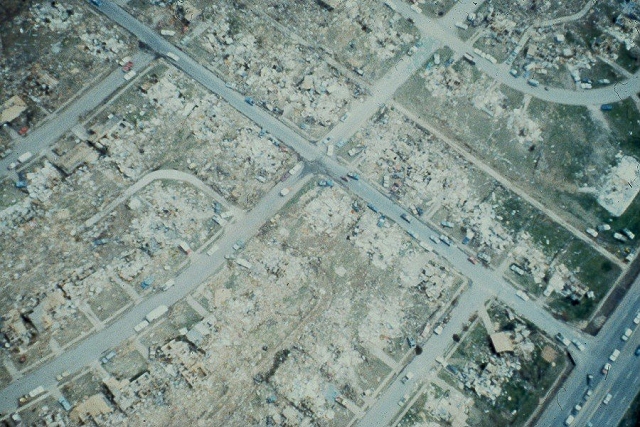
[[338, 168, 591, 426], [0, 51, 155, 179], [388, 0, 640, 106], [0, 169, 309, 414], [536, 271, 640, 426], [357, 282, 491, 427], [90, 7, 597, 425], [1, 0, 637, 422]]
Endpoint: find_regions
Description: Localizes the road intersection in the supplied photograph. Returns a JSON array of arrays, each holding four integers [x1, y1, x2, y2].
[[1, 0, 640, 424]]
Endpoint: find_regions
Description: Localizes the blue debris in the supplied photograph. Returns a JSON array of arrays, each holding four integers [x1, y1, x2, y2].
[[141, 277, 155, 290]]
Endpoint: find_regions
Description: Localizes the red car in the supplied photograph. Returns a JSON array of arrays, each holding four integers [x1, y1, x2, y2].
[[122, 61, 133, 72], [18, 126, 29, 136]]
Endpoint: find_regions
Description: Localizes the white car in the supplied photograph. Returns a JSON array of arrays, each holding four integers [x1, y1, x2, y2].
[[572, 339, 586, 351], [622, 328, 633, 341], [609, 349, 620, 362], [516, 290, 530, 301], [603, 393, 613, 405], [634, 313, 640, 325]]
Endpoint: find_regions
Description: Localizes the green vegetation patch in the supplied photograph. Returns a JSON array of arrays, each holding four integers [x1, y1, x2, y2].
[[618, 386, 640, 427], [446, 302, 567, 426], [169, 300, 203, 330], [104, 348, 149, 381], [61, 371, 103, 405]]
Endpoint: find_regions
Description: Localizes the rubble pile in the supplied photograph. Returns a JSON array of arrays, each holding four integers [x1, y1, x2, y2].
[[597, 154, 640, 217], [420, 66, 465, 100], [354, 108, 518, 253], [453, 320, 537, 404], [350, 210, 406, 270], [421, 382, 473, 426], [29, 1, 83, 32], [26, 160, 64, 203], [460, 201, 514, 254], [78, 27, 129, 61], [199, 4, 356, 135], [506, 107, 543, 146], [546, 263, 593, 301], [302, 190, 356, 237], [509, 231, 550, 285], [0, 0, 135, 124], [122, 182, 216, 256], [459, 354, 520, 402], [263, 0, 418, 79]]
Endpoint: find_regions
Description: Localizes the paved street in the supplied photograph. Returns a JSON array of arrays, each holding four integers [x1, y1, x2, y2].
[[536, 271, 640, 426], [0, 51, 155, 179], [83, 168, 239, 228], [1, 0, 639, 423], [388, 0, 640, 106], [0, 170, 309, 413], [357, 282, 491, 427]]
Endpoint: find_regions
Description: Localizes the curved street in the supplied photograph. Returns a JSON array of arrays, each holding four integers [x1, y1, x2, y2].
[[1, 0, 639, 424]]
